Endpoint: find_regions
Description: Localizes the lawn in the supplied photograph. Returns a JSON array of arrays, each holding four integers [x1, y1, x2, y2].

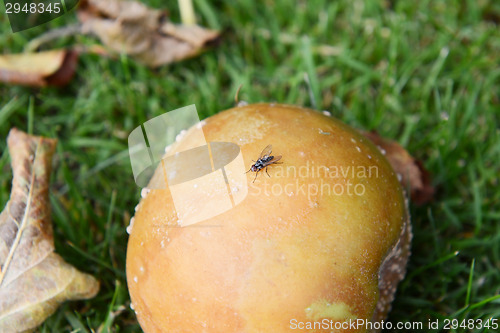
[[1, 0, 499, 332]]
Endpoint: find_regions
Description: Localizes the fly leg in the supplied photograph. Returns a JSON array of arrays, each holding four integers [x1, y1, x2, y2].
[[253, 171, 259, 183], [265, 167, 271, 177]]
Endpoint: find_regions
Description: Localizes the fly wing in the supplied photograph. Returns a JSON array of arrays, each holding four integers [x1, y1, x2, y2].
[[267, 155, 282, 164], [259, 144, 273, 159]]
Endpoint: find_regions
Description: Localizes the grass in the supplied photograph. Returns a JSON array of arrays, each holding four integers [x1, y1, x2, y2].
[[1, 0, 499, 332]]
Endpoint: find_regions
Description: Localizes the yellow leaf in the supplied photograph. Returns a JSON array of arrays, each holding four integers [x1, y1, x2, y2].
[[0, 129, 99, 333]]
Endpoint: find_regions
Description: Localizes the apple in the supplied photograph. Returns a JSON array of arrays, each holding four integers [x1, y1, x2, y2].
[[126, 103, 411, 332]]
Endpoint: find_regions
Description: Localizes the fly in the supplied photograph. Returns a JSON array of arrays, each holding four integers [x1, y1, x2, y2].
[[246, 144, 282, 182]]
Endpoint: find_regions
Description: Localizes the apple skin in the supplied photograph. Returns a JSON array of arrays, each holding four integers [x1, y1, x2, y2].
[[126, 103, 410, 333]]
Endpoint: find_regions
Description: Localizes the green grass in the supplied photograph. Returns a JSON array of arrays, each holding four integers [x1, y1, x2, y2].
[[1, 0, 500, 332]]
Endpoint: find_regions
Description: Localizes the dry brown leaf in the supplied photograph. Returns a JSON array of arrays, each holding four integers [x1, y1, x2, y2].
[[0, 129, 99, 333], [363, 131, 435, 204], [78, 0, 220, 67], [0, 50, 78, 87]]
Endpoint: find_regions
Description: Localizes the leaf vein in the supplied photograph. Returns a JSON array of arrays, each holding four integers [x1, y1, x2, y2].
[[0, 138, 41, 287]]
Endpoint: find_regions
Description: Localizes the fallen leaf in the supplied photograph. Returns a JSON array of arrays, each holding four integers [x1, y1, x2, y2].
[[0, 50, 78, 87], [0, 129, 99, 333], [363, 131, 435, 204], [78, 0, 220, 67]]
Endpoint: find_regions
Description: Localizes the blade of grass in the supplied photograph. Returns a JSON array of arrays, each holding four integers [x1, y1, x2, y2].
[[465, 258, 475, 307], [67, 241, 125, 279], [301, 36, 320, 109], [27, 96, 34, 134], [0, 96, 25, 131]]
